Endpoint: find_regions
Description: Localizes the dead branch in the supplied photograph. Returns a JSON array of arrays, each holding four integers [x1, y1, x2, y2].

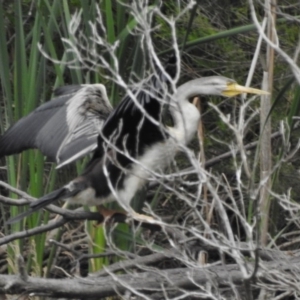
[[1, 255, 300, 299], [0, 265, 242, 298]]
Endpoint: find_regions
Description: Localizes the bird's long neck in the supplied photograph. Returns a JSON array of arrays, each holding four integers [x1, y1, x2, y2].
[[169, 83, 201, 144]]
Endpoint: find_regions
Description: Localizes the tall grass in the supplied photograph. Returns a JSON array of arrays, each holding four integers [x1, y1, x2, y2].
[[0, 0, 151, 275]]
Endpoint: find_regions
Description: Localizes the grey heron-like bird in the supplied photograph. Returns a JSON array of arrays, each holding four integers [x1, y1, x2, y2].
[[4, 72, 268, 224]]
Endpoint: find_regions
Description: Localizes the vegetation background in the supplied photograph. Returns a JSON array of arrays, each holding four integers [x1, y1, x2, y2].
[[0, 0, 300, 299]]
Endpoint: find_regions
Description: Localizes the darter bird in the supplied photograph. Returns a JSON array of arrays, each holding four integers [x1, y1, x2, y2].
[[2, 66, 268, 224]]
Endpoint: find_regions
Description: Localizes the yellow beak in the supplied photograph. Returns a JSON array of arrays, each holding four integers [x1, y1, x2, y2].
[[222, 82, 270, 97]]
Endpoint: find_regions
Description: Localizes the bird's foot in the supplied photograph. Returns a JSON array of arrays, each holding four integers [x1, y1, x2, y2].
[[127, 211, 157, 224], [94, 206, 126, 226], [95, 206, 158, 227]]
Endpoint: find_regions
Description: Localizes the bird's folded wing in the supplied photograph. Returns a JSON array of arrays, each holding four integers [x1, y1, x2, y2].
[[95, 58, 177, 164]]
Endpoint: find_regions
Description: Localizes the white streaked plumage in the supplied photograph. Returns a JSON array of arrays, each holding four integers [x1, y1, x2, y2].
[[57, 84, 112, 165]]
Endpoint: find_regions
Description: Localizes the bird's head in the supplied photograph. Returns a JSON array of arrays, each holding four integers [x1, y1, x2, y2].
[[178, 76, 269, 100]]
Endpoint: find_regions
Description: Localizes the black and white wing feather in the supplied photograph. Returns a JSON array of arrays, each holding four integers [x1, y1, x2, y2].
[[0, 84, 113, 167], [55, 84, 112, 167], [92, 58, 177, 169]]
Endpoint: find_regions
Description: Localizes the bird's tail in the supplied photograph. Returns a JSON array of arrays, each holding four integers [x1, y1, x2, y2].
[[6, 187, 67, 225]]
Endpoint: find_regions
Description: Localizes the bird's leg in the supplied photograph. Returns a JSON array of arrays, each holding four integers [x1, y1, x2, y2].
[[97, 206, 122, 218], [96, 206, 157, 225], [95, 205, 126, 225]]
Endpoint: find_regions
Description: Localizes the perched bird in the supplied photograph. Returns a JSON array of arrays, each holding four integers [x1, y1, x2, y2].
[[4, 71, 268, 224]]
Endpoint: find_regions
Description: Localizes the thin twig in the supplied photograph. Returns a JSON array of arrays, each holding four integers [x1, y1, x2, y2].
[[0, 196, 29, 206], [93, 250, 177, 277], [0, 181, 35, 200], [49, 239, 136, 261], [17, 256, 28, 282]]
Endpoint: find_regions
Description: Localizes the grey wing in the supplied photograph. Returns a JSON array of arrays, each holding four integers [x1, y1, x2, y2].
[[0, 84, 113, 166], [55, 113, 104, 168], [54, 84, 113, 167], [0, 92, 76, 161]]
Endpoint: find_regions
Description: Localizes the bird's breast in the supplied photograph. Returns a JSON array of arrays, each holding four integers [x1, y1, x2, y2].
[[117, 139, 177, 205], [66, 186, 114, 206]]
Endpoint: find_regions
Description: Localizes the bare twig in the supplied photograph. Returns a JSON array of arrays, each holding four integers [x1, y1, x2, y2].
[[0, 196, 29, 206], [17, 256, 28, 282], [0, 181, 34, 201], [93, 250, 177, 277], [48, 239, 136, 261]]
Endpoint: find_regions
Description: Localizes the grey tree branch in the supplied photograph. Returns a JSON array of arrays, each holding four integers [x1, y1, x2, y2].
[[0, 195, 29, 206], [1, 256, 300, 299], [0, 181, 35, 200], [0, 265, 242, 298]]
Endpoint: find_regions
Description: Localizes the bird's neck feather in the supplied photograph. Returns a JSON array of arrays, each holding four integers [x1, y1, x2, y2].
[[170, 99, 200, 144]]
